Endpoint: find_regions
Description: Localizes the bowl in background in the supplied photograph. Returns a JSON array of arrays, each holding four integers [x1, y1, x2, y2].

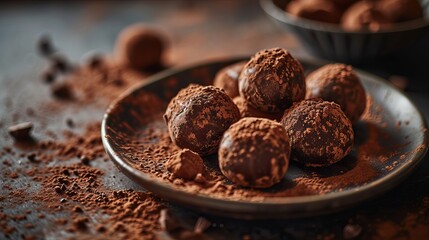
[[260, 0, 429, 63]]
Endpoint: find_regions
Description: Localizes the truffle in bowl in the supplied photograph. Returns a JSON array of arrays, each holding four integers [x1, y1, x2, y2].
[[260, 0, 429, 63]]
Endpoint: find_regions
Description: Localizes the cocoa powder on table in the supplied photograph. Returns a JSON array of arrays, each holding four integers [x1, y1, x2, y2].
[[0, 52, 168, 239]]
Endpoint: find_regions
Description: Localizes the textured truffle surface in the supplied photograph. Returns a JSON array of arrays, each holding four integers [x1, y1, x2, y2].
[[286, 0, 342, 23], [281, 99, 354, 167], [219, 118, 290, 188], [341, 1, 392, 32], [164, 84, 240, 156], [306, 64, 366, 123], [213, 61, 246, 98], [166, 148, 205, 180], [233, 97, 283, 121], [239, 48, 306, 113], [115, 24, 166, 69], [376, 0, 423, 22]]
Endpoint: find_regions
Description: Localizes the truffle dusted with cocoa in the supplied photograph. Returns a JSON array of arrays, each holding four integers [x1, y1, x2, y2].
[[286, 0, 342, 24], [306, 64, 366, 123], [239, 48, 306, 113], [115, 24, 167, 70], [219, 118, 290, 188], [233, 97, 283, 121], [213, 61, 246, 98], [166, 148, 205, 180], [376, 0, 423, 22], [341, 1, 392, 32], [281, 99, 354, 167], [164, 84, 240, 156]]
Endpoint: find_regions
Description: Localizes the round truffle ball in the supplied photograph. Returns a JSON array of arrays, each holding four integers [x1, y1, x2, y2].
[[233, 97, 283, 121], [166, 148, 205, 180], [164, 84, 240, 156], [239, 48, 306, 113], [376, 0, 423, 22], [219, 118, 290, 188], [306, 64, 366, 123], [286, 0, 342, 24], [115, 24, 167, 70], [341, 1, 392, 32], [213, 61, 247, 98], [280, 99, 354, 167]]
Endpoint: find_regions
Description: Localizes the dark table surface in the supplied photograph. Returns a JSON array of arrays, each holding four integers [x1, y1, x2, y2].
[[1, 1, 429, 239]]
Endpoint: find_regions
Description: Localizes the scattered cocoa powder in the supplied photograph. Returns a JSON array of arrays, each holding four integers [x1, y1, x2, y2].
[[0, 40, 167, 239], [1, 32, 428, 240]]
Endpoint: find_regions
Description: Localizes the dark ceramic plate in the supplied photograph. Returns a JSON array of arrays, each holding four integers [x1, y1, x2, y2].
[[101, 58, 428, 219]]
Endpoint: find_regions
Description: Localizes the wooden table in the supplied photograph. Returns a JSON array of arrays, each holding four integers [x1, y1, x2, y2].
[[1, 1, 429, 239]]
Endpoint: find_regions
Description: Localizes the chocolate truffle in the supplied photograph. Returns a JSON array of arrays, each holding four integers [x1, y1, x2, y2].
[[218, 118, 290, 188], [164, 84, 240, 156], [115, 24, 166, 70], [239, 48, 306, 113], [281, 99, 354, 167], [341, 1, 392, 32], [166, 148, 205, 180], [306, 64, 366, 123], [286, 0, 342, 24], [213, 61, 247, 98], [233, 97, 282, 121], [376, 0, 423, 22]]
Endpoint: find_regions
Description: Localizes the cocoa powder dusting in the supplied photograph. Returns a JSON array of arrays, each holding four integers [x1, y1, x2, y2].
[[109, 83, 419, 201], [0, 48, 165, 239]]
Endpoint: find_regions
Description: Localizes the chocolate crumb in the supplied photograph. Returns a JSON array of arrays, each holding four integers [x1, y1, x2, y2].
[[38, 35, 55, 57], [8, 122, 34, 142], [80, 155, 90, 165], [27, 153, 38, 162], [159, 209, 181, 232], [60, 198, 67, 203], [52, 55, 71, 73], [41, 67, 56, 84], [66, 118, 75, 128], [166, 149, 205, 180], [51, 83, 74, 100]]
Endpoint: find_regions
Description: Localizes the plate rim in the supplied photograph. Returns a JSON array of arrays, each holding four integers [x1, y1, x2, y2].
[[101, 57, 429, 217]]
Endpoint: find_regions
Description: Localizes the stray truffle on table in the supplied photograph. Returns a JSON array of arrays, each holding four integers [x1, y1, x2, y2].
[[218, 118, 290, 188], [115, 24, 167, 70], [164, 84, 240, 156], [213, 61, 247, 99], [281, 99, 354, 167], [341, 1, 392, 32], [306, 63, 366, 123], [239, 48, 306, 113], [166, 148, 205, 180], [286, 0, 342, 24], [233, 97, 283, 121]]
